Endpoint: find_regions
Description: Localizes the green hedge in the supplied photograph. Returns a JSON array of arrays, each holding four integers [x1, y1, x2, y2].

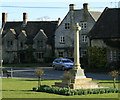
[[88, 46, 107, 69], [33, 85, 120, 96]]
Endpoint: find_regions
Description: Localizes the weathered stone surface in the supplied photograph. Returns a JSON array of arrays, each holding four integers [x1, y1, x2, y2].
[[55, 79, 99, 89]]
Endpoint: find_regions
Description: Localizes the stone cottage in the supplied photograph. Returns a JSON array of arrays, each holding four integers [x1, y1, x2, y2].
[[88, 7, 120, 63], [55, 3, 101, 58], [2, 13, 59, 63]]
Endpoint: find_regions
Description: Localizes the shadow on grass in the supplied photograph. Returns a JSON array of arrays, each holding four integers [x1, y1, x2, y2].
[[2, 89, 33, 92], [19, 79, 60, 82]]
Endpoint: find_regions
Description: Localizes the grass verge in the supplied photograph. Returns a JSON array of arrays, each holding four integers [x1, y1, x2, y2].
[[2, 78, 120, 98]]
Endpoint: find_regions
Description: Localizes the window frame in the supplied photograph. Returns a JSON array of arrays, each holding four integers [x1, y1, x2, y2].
[[60, 36, 65, 43], [65, 23, 70, 29], [58, 51, 64, 57], [80, 22, 87, 29], [82, 35, 87, 43]]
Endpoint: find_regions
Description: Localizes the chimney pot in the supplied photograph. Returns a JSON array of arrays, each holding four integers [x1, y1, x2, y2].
[[2, 13, 7, 25], [23, 12, 27, 25], [83, 3, 89, 10], [69, 4, 76, 11]]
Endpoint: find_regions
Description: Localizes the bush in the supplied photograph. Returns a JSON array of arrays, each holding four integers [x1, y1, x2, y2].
[[33, 87, 38, 91], [33, 85, 120, 96], [88, 46, 107, 69]]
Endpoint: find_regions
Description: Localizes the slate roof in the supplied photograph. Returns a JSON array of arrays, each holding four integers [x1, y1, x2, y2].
[[89, 11, 102, 21], [88, 7, 120, 39], [74, 10, 101, 21], [57, 9, 101, 30], [2, 21, 58, 45]]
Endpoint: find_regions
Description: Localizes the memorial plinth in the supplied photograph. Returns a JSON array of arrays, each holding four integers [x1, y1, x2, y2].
[[55, 23, 99, 89]]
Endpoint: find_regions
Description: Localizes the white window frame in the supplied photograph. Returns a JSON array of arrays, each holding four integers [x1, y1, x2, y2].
[[60, 36, 65, 43], [82, 35, 87, 42], [80, 22, 87, 29], [65, 23, 70, 29]]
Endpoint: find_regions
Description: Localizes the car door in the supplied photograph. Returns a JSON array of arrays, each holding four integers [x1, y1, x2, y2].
[[55, 59, 60, 69]]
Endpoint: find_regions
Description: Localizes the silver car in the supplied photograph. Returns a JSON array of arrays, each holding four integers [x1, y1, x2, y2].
[[52, 58, 73, 70]]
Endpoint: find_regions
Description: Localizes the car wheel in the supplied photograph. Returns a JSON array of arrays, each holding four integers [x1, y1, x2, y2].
[[53, 66, 56, 70]]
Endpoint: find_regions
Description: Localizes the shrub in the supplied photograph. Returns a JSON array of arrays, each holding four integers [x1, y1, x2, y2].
[[88, 46, 107, 69], [108, 70, 119, 88], [33, 87, 38, 91], [34, 67, 44, 87], [33, 85, 120, 96]]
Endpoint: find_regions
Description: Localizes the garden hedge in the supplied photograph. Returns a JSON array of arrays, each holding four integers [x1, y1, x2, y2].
[[33, 85, 120, 96]]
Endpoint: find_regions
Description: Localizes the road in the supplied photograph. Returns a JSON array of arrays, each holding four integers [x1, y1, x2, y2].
[[2, 67, 118, 80]]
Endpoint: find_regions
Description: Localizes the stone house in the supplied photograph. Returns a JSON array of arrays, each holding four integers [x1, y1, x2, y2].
[[55, 3, 101, 58], [88, 7, 120, 63], [2, 13, 59, 63]]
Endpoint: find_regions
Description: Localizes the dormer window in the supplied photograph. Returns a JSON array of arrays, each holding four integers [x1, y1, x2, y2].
[[65, 23, 70, 29], [20, 42, 23, 48], [7, 40, 13, 47], [80, 22, 87, 29]]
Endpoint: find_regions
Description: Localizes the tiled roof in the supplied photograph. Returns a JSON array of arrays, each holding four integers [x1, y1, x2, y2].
[[88, 7, 120, 39], [2, 21, 58, 45], [89, 11, 102, 21]]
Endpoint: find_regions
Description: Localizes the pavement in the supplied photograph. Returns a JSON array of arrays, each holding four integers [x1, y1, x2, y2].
[[1, 67, 119, 80]]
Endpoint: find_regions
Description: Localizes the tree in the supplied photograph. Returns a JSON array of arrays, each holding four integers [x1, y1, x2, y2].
[[63, 71, 73, 92], [34, 67, 44, 87], [109, 70, 119, 88]]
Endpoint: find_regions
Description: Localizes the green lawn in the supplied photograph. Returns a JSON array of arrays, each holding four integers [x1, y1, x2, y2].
[[2, 78, 120, 98]]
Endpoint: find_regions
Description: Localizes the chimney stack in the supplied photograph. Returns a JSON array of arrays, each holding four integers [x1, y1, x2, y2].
[[23, 12, 27, 25], [58, 18, 61, 25], [2, 13, 7, 25], [69, 4, 76, 11], [83, 3, 89, 10]]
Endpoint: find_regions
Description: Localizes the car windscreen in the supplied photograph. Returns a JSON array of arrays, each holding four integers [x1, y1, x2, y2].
[[62, 59, 73, 63]]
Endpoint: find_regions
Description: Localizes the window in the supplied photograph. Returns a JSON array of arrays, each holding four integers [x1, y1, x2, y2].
[[20, 42, 23, 48], [65, 23, 70, 29], [58, 52, 64, 57], [113, 50, 117, 61], [36, 52, 44, 59], [110, 50, 113, 61], [80, 22, 87, 29], [109, 50, 119, 62], [82, 50, 87, 56], [82, 35, 87, 42], [7, 41, 13, 47], [118, 50, 120, 61], [60, 36, 65, 43]]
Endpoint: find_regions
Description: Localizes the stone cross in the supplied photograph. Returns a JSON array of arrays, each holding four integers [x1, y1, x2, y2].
[[73, 23, 81, 70]]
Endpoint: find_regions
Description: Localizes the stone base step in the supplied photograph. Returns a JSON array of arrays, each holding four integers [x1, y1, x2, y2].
[[62, 78, 92, 84], [55, 82, 99, 89]]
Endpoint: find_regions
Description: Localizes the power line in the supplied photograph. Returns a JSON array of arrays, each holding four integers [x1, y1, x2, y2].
[[0, 6, 67, 9], [0, 5, 106, 9]]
